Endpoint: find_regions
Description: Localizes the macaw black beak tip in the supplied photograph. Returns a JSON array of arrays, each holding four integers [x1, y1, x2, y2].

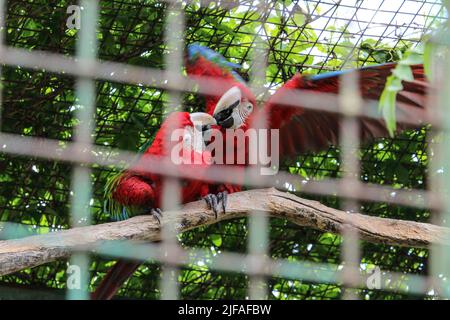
[[216, 116, 234, 129], [214, 104, 235, 129]]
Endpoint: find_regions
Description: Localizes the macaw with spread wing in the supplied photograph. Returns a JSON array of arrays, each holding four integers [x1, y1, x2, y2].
[[186, 43, 428, 166], [93, 111, 222, 300]]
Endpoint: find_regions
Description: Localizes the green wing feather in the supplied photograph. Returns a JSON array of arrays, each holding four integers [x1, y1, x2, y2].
[[103, 138, 154, 221], [103, 171, 130, 221]]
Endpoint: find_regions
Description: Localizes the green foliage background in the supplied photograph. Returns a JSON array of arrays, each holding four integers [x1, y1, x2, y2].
[[0, 0, 445, 299]]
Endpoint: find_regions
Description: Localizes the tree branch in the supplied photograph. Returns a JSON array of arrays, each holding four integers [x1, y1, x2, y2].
[[0, 188, 448, 276]]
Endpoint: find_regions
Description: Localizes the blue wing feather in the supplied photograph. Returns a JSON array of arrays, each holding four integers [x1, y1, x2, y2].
[[187, 43, 246, 83], [188, 43, 241, 69], [308, 63, 392, 81]]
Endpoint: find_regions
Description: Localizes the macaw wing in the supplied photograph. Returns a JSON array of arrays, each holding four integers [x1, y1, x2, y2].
[[255, 63, 428, 159], [186, 43, 250, 114]]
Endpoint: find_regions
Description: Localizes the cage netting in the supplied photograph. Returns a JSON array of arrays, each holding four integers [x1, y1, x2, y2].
[[0, 0, 445, 299]]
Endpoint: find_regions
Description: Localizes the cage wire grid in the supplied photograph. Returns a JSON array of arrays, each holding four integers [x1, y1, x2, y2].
[[0, 0, 447, 300]]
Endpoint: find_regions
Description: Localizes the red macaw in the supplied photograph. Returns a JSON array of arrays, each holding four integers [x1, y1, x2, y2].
[[186, 43, 428, 164], [93, 111, 219, 300]]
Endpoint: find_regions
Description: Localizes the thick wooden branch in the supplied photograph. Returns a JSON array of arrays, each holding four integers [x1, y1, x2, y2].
[[0, 188, 449, 276]]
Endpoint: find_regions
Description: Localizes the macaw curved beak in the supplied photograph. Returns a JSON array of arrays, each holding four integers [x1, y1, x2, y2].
[[190, 112, 217, 127], [214, 101, 238, 128], [213, 86, 241, 129], [189, 112, 217, 138], [216, 114, 234, 128]]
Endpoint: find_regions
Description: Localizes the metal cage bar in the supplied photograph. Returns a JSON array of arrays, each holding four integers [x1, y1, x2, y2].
[[67, 0, 99, 300]]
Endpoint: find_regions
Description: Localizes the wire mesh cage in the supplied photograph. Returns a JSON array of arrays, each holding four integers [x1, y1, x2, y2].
[[0, 0, 448, 300]]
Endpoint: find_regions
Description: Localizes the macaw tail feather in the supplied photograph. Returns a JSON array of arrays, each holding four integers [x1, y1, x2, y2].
[[91, 260, 140, 300]]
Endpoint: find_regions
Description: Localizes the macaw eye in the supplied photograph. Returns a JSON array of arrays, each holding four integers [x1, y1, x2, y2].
[[246, 104, 253, 112]]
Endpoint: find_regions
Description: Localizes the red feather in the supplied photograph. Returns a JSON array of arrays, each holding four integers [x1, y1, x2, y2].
[[187, 45, 429, 161], [186, 55, 256, 115], [94, 112, 213, 300], [251, 63, 429, 157]]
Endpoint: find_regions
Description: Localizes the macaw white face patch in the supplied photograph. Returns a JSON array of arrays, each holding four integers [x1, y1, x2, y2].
[[171, 124, 280, 176], [169, 112, 216, 165], [213, 86, 254, 129]]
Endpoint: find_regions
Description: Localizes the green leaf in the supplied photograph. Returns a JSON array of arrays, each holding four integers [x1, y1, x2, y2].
[[392, 64, 413, 82], [424, 41, 433, 80], [210, 233, 222, 247], [203, 16, 238, 37], [377, 48, 424, 138], [386, 76, 403, 91], [399, 51, 423, 65], [379, 76, 400, 137], [292, 13, 306, 26]]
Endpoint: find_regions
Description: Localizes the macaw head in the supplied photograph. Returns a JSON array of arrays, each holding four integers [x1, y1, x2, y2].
[[147, 111, 217, 156], [109, 111, 216, 217], [134, 112, 218, 176], [212, 85, 256, 129]]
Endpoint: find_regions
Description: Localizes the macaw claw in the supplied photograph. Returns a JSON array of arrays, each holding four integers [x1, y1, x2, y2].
[[203, 191, 228, 219], [148, 208, 163, 224], [217, 191, 228, 214]]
